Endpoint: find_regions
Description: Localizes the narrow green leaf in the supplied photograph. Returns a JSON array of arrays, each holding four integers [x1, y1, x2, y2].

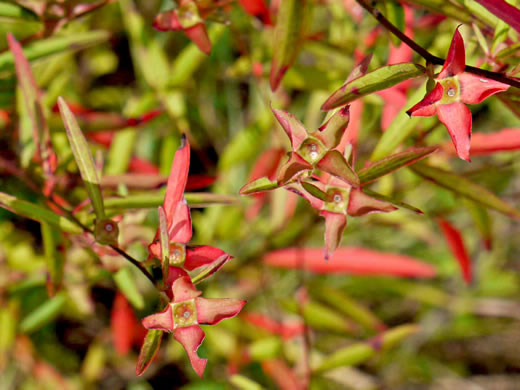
[[385, 1, 405, 47], [0, 3, 39, 20], [314, 324, 419, 373], [8, 34, 56, 177], [0, 192, 82, 234], [248, 337, 282, 361], [463, 199, 492, 249], [229, 375, 265, 390], [358, 146, 438, 185], [58, 97, 105, 220], [0, 31, 109, 74], [20, 292, 67, 333], [103, 192, 238, 210], [136, 329, 163, 376], [41, 222, 65, 296], [361, 189, 423, 214], [321, 64, 426, 110], [411, 163, 520, 219], [114, 266, 145, 310], [301, 181, 331, 202], [270, 0, 307, 91], [314, 286, 384, 332], [158, 206, 169, 288], [240, 177, 279, 195]]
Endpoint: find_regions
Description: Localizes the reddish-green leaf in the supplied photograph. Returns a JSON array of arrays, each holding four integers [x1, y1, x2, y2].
[[240, 177, 279, 195], [411, 163, 520, 219], [358, 146, 438, 185], [41, 222, 65, 296], [264, 247, 436, 278], [58, 97, 105, 220], [316, 150, 360, 187], [321, 63, 426, 110], [136, 329, 163, 376], [8, 34, 56, 178], [158, 206, 169, 288], [437, 218, 472, 284], [474, 0, 520, 34], [0, 192, 81, 234], [270, 0, 307, 91], [361, 189, 423, 214]]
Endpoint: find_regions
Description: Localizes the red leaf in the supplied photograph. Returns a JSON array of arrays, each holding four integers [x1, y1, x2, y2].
[[184, 24, 212, 55], [264, 247, 436, 278], [474, 0, 520, 34], [185, 174, 216, 190], [111, 293, 137, 355], [261, 360, 305, 390], [442, 128, 520, 156], [437, 217, 472, 284], [164, 136, 190, 224], [239, 0, 272, 24], [243, 313, 304, 339], [128, 157, 160, 174]]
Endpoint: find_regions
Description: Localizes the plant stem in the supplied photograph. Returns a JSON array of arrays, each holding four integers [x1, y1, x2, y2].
[[356, 0, 520, 89]]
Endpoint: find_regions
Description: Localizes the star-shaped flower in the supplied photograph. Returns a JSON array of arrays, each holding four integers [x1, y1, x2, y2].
[[271, 105, 359, 187], [407, 28, 510, 161], [142, 275, 246, 377], [290, 172, 396, 260], [153, 0, 212, 54], [148, 136, 232, 285]]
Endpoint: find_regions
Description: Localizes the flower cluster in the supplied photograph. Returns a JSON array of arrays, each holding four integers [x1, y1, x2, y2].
[[140, 137, 245, 377]]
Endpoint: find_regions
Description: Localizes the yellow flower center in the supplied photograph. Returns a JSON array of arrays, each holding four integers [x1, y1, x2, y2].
[[439, 77, 460, 104]]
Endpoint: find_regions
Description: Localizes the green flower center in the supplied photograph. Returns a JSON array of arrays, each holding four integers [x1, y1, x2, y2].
[[169, 243, 186, 266], [439, 77, 460, 103], [297, 137, 326, 165], [322, 187, 350, 214], [171, 299, 198, 328]]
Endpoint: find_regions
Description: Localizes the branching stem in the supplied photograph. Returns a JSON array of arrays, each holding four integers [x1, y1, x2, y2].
[[356, 0, 520, 89]]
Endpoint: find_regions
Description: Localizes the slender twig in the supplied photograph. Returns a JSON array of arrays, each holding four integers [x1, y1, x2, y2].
[[0, 157, 158, 289], [356, 0, 520, 89]]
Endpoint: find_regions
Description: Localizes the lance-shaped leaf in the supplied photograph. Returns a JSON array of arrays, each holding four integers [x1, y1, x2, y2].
[[158, 206, 169, 288], [8, 34, 56, 178], [58, 97, 105, 220], [464, 199, 492, 250], [240, 177, 280, 195], [316, 105, 351, 149], [316, 150, 359, 187], [321, 64, 426, 110], [277, 153, 312, 185], [361, 188, 423, 214], [358, 146, 438, 185], [264, 247, 436, 278], [0, 192, 81, 234], [20, 292, 67, 333], [314, 324, 419, 373], [437, 218, 472, 284], [411, 163, 520, 219], [474, 0, 520, 34], [136, 329, 163, 376], [41, 222, 65, 296], [103, 192, 238, 210], [270, 0, 307, 91], [321, 211, 347, 261]]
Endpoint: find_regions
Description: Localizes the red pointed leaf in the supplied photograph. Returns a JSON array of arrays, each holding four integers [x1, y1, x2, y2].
[[437, 218, 472, 284], [111, 293, 137, 355], [407, 83, 443, 117], [277, 153, 313, 185], [347, 188, 397, 216], [458, 73, 510, 104], [264, 247, 436, 278], [439, 28, 465, 79], [474, 0, 520, 34], [242, 313, 304, 339], [321, 211, 347, 261], [169, 198, 192, 243], [436, 102, 472, 162], [316, 150, 360, 187], [196, 298, 246, 325], [185, 245, 230, 271], [184, 24, 212, 55], [271, 106, 308, 150]]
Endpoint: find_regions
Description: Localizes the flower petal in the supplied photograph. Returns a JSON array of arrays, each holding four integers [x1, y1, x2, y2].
[[196, 297, 246, 325], [164, 136, 190, 224], [321, 211, 347, 261], [458, 73, 510, 104], [439, 28, 465, 79], [165, 267, 190, 293], [271, 105, 308, 150], [316, 150, 360, 187], [185, 245, 231, 271], [407, 83, 443, 117], [172, 276, 201, 302], [184, 24, 212, 55], [347, 188, 397, 216], [174, 325, 207, 378], [436, 102, 472, 161], [142, 305, 174, 332], [153, 10, 182, 31], [169, 198, 192, 243]]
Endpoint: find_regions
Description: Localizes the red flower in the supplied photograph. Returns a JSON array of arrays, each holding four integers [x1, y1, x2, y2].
[[271, 105, 359, 187], [290, 173, 396, 259], [153, 1, 212, 54], [142, 275, 246, 377], [407, 28, 509, 161], [148, 137, 232, 284]]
